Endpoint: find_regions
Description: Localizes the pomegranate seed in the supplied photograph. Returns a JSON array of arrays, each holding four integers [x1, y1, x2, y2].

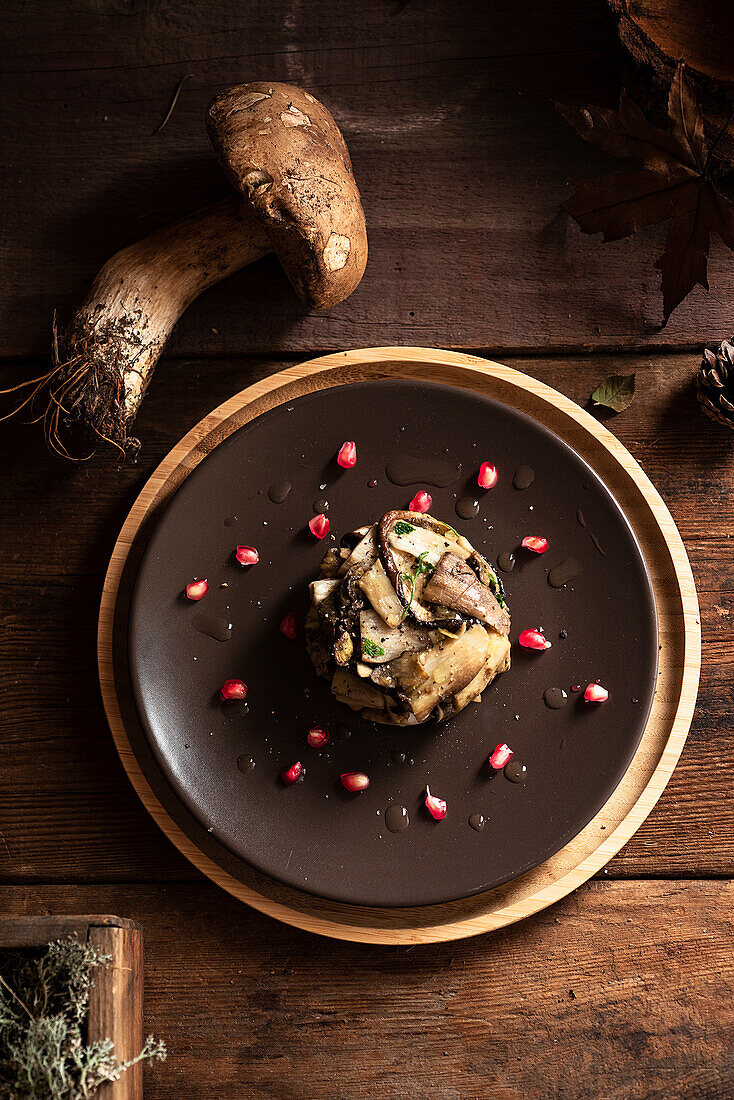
[[518, 628, 552, 650], [489, 743, 514, 770], [478, 462, 499, 489], [337, 440, 357, 468], [409, 490, 432, 513], [341, 771, 370, 793], [220, 678, 247, 702], [309, 513, 330, 539], [185, 578, 208, 601], [307, 725, 329, 748], [521, 536, 549, 554], [571, 684, 582, 693], [584, 683, 609, 703], [425, 785, 447, 820], [282, 761, 303, 784], [279, 612, 298, 639], [235, 545, 259, 566]]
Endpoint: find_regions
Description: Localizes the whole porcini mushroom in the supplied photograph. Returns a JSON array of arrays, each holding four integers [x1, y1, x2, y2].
[[47, 82, 367, 457], [207, 83, 367, 310]]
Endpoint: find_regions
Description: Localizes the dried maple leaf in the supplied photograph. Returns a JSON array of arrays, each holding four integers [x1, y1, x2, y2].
[[557, 64, 734, 321]]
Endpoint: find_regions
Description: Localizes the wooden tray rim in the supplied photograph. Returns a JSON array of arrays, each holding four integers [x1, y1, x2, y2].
[[98, 346, 700, 944]]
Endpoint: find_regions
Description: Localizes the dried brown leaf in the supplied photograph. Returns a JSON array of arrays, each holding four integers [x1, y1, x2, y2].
[[557, 63, 734, 321]]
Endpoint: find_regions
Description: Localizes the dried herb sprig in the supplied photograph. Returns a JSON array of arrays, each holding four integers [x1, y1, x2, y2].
[[0, 938, 165, 1099]]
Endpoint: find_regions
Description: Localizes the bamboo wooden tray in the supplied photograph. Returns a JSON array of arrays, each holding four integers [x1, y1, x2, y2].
[[98, 347, 700, 944]]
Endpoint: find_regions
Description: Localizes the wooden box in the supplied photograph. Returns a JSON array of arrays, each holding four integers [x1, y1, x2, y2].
[[0, 915, 143, 1099]]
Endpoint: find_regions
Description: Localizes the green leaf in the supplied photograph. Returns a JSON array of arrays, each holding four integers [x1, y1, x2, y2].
[[591, 373, 636, 412], [362, 638, 385, 658], [394, 521, 415, 535]]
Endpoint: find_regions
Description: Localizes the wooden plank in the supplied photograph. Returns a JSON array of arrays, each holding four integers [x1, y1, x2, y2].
[[1, 1, 733, 359], [87, 924, 145, 1100], [0, 351, 729, 884], [1, 882, 732, 1098], [0, 913, 139, 948]]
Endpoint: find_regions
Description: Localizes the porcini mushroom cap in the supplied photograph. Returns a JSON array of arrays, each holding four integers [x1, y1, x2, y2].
[[206, 81, 367, 310]]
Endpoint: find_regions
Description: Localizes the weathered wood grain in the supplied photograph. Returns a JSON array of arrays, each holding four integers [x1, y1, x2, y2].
[[0, 352, 730, 886], [1, 882, 732, 1099], [0, 913, 139, 948], [87, 923, 145, 1100], [2, 0, 733, 360]]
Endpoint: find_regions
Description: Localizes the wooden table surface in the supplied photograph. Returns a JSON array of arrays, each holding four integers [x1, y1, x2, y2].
[[1, 2, 732, 1097]]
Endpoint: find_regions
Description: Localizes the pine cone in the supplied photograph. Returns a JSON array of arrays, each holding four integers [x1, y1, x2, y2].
[[696, 340, 734, 429]]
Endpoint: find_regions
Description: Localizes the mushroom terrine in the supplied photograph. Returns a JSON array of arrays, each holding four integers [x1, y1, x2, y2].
[[306, 511, 511, 725]]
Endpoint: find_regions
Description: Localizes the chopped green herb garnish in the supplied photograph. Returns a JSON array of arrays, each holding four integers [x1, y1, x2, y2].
[[444, 524, 459, 539], [487, 569, 507, 608], [400, 550, 434, 621], [362, 638, 385, 658], [394, 520, 416, 536]]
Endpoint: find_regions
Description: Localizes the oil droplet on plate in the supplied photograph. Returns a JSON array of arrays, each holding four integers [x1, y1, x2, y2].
[[505, 760, 528, 783], [237, 755, 256, 773], [193, 614, 232, 642], [513, 465, 535, 490], [267, 481, 292, 504], [455, 496, 480, 520], [548, 558, 581, 588], [468, 813, 485, 832], [385, 455, 462, 487], [543, 687, 568, 710], [497, 551, 515, 573], [385, 805, 410, 833]]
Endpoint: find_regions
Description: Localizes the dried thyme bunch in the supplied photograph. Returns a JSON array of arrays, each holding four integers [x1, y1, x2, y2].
[[0, 938, 165, 1099]]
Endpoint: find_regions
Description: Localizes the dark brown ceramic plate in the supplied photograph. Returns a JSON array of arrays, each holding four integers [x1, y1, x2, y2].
[[128, 379, 657, 907]]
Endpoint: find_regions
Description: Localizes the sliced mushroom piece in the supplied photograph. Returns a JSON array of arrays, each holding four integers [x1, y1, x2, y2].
[[333, 630, 354, 666], [437, 621, 467, 641], [387, 523, 471, 566], [331, 668, 386, 710], [318, 547, 342, 578], [338, 524, 378, 575], [369, 663, 396, 689], [452, 632, 511, 712], [423, 552, 511, 635], [394, 624, 490, 722], [359, 609, 432, 664], [378, 511, 474, 625], [340, 525, 370, 553], [315, 589, 340, 632], [339, 568, 364, 627], [360, 706, 421, 726], [358, 558, 404, 628], [304, 606, 332, 678], [309, 578, 341, 605], [467, 548, 506, 607]]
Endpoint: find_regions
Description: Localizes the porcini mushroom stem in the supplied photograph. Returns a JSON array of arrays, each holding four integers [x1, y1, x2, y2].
[[56, 197, 272, 453]]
